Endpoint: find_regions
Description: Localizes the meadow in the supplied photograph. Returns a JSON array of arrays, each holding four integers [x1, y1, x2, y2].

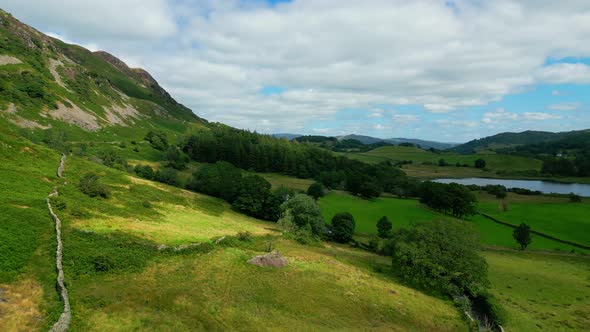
[[319, 191, 585, 252], [478, 200, 590, 247], [484, 250, 590, 331], [319, 191, 456, 235]]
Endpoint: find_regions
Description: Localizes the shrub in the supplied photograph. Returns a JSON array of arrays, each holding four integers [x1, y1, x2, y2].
[[331, 212, 355, 243], [279, 194, 326, 236], [368, 235, 380, 252], [134, 164, 155, 180], [78, 172, 110, 198], [513, 223, 532, 250], [142, 200, 152, 208], [51, 196, 67, 211], [145, 130, 168, 150], [474, 158, 486, 168], [92, 255, 114, 272], [391, 220, 489, 297], [472, 292, 507, 326], [306, 182, 324, 200], [569, 192, 582, 203], [237, 231, 253, 242], [376, 216, 392, 238], [155, 167, 179, 186]]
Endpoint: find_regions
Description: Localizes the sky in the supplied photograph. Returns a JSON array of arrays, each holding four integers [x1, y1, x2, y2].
[[2, 0, 590, 142]]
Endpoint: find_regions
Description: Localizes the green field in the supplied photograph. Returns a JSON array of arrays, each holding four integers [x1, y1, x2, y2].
[[341, 145, 542, 172], [319, 191, 456, 235], [485, 250, 590, 331], [478, 200, 590, 247], [319, 191, 585, 252]]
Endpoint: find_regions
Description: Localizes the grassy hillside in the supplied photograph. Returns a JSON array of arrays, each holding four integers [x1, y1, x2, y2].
[[0, 8, 205, 145], [449, 130, 575, 154], [66, 239, 466, 331], [342, 146, 542, 172], [0, 126, 66, 330], [485, 250, 590, 331], [0, 129, 468, 331]]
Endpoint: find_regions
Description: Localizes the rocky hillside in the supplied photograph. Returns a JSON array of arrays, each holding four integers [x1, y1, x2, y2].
[[0, 8, 204, 136]]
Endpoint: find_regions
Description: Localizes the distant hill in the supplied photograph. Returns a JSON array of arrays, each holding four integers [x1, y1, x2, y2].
[[272, 133, 302, 140], [383, 138, 458, 150], [338, 134, 458, 150], [450, 130, 589, 154]]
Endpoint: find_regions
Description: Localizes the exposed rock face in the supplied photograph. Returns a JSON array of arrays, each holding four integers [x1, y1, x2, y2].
[[0, 55, 22, 65], [247, 252, 289, 268], [47, 101, 100, 131]]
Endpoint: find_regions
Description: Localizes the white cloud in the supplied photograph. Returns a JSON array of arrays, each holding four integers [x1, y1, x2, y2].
[[368, 109, 384, 118], [3, 0, 590, 135], [535, 63, 590, 84], [2, 0, 176, 41], [372, 124, 387, 130], [547, 102, 581, 111], [551, 90, 561, 96], [522, 112, 562, 120], [482, 108, 561, 124], [391, 113, 418, 124], [424, 104, 455, 113], [482, 108, 518, 124]]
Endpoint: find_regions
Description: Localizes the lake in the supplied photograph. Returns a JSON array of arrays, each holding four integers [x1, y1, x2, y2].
[[433, 178, 590, 197]]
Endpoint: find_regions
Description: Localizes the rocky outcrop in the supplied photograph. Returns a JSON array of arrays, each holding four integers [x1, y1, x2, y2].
[[247, 251, 288, 268], [47, 155, 70, 332]]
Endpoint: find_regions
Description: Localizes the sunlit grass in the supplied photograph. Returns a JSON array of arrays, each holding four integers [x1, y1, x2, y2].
[[485, 250, 590, 331]]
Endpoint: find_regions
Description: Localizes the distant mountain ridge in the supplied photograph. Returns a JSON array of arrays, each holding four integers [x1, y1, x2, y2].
[[338, 134, 459, 150], [272, 133, 458, 149], [449, 129, 590, 154]]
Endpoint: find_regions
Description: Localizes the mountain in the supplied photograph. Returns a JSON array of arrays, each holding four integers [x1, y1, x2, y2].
[[449, 130, 589, 154], [338, 134, 458, 149], [338, 134, 383, 145], [272, 133, 302, 140], [383, 137, 458, 150], [0, 8, 204, 140]]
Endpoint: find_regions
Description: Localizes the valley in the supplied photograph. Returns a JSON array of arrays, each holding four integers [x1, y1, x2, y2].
[[1, 6, 590, 332]]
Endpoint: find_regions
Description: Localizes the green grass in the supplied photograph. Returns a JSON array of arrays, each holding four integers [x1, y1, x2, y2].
[[478, 200, 590, 247], [341, 145, 542, 172], [0, 126, 66, 329], [319, 191, 457, 235], [468, 215, 585, 252], [66, 238, 467, 332], [485, 250, 590, 331], [57, 156, 277, 246], [319, 191, 585, 253]]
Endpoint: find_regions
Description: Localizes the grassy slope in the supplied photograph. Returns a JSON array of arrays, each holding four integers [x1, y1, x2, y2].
[[0, 125, 63, 330], [485, 250, 590, 331], [0, 131, 467, 331], [67, 239, 466, 332], [54, 160, 464, 331], [61, 157, 277, 246]]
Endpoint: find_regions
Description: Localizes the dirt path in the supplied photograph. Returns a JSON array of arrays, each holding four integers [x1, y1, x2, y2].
[[47, 154, 70, 332]]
